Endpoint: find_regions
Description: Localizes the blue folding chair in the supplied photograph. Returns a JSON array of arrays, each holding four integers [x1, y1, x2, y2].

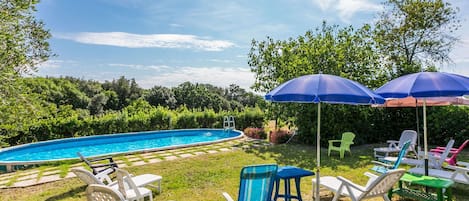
[[223, 164, 278, 201], [371, 140, 411, 174]]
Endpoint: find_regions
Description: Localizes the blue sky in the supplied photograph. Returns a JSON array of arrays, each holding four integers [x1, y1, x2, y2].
[[35, 0, 469, 91]]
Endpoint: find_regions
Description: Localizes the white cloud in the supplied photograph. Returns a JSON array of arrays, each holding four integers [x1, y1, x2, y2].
[[36, 59, 76, 69], [138, 66, 254, 90], [313, 0, 382, 22], [314, 0, 335, 10], [208, 59, 233, 63], [108, 63, 170, 71], [54, 32, 235, 51]]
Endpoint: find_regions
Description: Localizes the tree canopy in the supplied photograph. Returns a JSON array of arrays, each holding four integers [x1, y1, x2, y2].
[[374, 0, 460, 77]]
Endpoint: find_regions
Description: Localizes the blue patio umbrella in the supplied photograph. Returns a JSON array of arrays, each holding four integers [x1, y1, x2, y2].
[[376, 72, 469, 175], [265, 74, 385, 201]]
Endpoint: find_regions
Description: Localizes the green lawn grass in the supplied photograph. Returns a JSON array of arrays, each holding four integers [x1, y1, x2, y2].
[[0, 142, 468, 201]]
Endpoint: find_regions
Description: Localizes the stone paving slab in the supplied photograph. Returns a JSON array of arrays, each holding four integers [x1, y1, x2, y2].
[[0, 138, 264, 188]]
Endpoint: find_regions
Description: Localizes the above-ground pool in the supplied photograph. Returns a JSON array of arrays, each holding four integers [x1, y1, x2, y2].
[[0, 129, 243, 171]]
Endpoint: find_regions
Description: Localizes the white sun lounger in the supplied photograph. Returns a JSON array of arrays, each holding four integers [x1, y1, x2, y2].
[[408, 161, 469, 185], [384, 139, 454, 170], [312, 169, 406, 201]]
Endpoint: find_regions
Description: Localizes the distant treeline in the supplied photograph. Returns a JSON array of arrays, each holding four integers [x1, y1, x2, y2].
[[20, 76, 262, 114], [0, 76, 264, 147]]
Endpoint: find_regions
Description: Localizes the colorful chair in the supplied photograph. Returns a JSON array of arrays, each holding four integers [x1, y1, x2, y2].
[[371, 140, 411, 174], [328, 132, 355, 158], [222, 164, 278, 201], [430, 139, 468, 165]]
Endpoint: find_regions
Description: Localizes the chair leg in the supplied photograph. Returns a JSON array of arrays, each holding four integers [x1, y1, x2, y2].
[[382, 195, 391, 201], [340, 150, 344, 159]]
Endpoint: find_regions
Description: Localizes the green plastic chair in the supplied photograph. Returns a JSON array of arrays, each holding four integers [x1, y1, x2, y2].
[[328, 132, 355, 158]]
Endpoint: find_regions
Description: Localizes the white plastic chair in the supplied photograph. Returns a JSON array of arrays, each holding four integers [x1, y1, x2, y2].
[[72, 168, 162, 193], [384, 139, 455, 169], [312, 169, 406, 201], [373, 130, 417, 158], [116, 168, 153, 201], [86, 184, 126, 201]]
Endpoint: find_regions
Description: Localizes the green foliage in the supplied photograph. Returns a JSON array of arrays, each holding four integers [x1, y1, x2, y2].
[[0, 101, 264, 146], [0, 0, 53, 139], [374, 0, 460, 77], [144, 86, 177, 109]]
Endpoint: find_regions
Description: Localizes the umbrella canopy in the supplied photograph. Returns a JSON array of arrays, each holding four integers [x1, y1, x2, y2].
[[265, 74, 384, 201], [380, 96, 469, 107], [376, 72, 469, 175]]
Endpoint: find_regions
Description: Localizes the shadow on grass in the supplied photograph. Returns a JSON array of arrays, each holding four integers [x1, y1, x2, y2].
[[242, 141, 375, 171], [44, 185, 86, 201]]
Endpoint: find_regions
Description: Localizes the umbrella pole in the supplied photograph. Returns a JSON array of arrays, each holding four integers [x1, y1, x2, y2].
[[416, 99, 421, 153], [424, 99, 429, 176], [315, 102, 321, 201]]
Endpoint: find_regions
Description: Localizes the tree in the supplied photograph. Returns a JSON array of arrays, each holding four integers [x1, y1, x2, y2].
[[248, 22, 387, 143], [249, 22, 385, 94], [374, 0, 460, 78], [144, 86, 177, 109], [88, 93, 108, 115], [0, 0, 52, 97]]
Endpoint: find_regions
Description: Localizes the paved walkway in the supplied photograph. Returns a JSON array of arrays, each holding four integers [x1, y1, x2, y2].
[[0, 138, 270, 188]]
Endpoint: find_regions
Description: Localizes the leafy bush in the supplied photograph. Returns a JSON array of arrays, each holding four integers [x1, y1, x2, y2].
[[243, 127, 267, 139], [269, 129, 292, 144]]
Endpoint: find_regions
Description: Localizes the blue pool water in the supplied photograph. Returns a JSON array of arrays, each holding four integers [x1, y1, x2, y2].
[[0, 129, 242, 164]]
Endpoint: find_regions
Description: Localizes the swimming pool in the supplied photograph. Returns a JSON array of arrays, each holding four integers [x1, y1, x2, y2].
[[0, 129, 242, 169]]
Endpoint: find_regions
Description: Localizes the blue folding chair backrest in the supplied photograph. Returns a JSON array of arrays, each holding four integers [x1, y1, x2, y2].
[[391, 140, 411, 169], [237, 164, 278, 201], [372, 140, 411, 174]]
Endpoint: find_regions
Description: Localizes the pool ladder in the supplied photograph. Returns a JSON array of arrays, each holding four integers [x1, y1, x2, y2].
[[223, 116, 235, 130]]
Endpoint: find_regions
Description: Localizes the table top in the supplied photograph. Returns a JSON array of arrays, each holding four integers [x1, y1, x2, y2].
[[276, 166, 314, 179], [400, 173, 454, 188]]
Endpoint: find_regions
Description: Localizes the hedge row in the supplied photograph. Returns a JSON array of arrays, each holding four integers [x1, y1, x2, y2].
[[1, 106, 264, 146]]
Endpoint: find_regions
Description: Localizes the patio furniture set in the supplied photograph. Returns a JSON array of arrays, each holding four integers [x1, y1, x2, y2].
[[75, 129, 467, 201], [74, 152, 162, 201]]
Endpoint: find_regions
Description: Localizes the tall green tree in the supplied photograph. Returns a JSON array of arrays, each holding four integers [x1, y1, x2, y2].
[[248, 22, 387, 143], [374, 0, 460, 77], [0, 0, 52, 137], [249, 22, 385, 94], [0, 0, 52, 96]]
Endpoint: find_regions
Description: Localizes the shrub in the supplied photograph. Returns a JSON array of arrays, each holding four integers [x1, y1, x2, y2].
[[269, 129, 292, 144], [243, 127, 267, 139]]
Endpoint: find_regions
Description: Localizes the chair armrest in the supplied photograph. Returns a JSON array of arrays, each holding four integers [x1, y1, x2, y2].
[[364, 172, 379, 188], [328, 140, 341, 143], [435, 147, 458, 151], [386, 140, 399, 148], [446, 164, 469, 172], [88, 156, 115, 162], [430, 148, 444, 153], [89, 162, 118, 169], [364, 172, 378, 180], [95, 169, 114, 184], [456, 161, 469, 168], [371, 161, 393, 168], [336, 176, 367, 192], [222, 192, 235, 201]]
